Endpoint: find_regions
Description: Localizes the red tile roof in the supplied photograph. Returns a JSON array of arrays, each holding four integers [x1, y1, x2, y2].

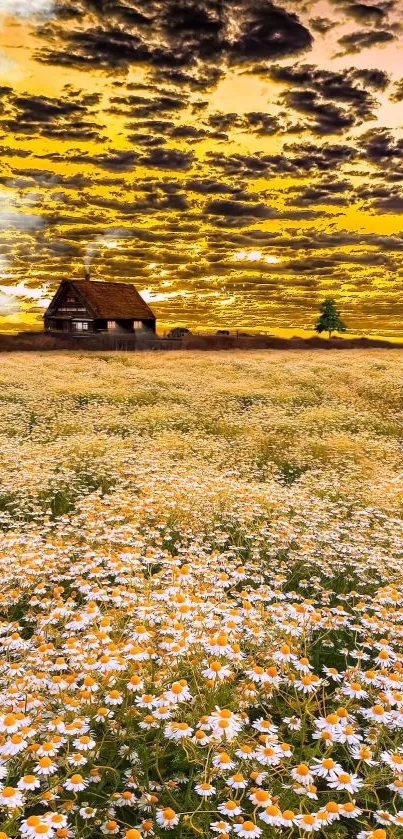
[[69, 280, 155, 321]]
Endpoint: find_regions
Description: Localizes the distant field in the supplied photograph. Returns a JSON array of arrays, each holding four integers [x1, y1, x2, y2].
[[0, 350, 403, 838]]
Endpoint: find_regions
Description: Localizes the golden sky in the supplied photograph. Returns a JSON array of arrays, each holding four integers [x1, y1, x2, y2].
[[1, 0, 403, 335]]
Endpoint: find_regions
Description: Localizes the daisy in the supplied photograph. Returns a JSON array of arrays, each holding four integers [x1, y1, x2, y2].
[[295, 674, 322, 694], [295, 783, 318, 800], [194, 781, 216, 797], [79, 806, 97, 819], [137, 819, 154, 837], [281, 810, 297, 827], [274, 643, 293, 662], [209, 708, 243, 741], [374, 811, 394, 825], [156, 807, 179, 829], [340, 801, 362, 818], [28, 823, 54, 838], [192, 729, 210, 745], [295, 814, 320, 832], [0, 786, 24, 808], [18, 775, 40, 791], [294, 657, 312, 674], [252, 718, 278, 735], [235, 744, 255, 760], [210, 821, 232, 834], [227, 773, 248, 790], [67, 753, 87, 767], [139, 715, 158, 730], [291, 764, 314, 786], [135, 694, 156, 710], [94, 708, 113, 722], [388, 778, 403, 795], [127, 675, 144, 692], [255, 744, 281, 766], [105, 690, 123, 706], [249, 771, 268, 786], [44, 814, 68, 831], [73, 735, 96, 751], [322, 667, 343, 682], [364, 705, 391, 724], [342, 681, 368, 699], [37, 742, 59, 757], [164, 721, 193, 740], [259, 804, 282, 826], [336, 724, 362, 746], [328, 770, 363, 793], [21, 816, 43, 836], [203, 662, 232, 681], [154, 706, 172, 721], [248, 789, 272, 807], [311, 757, 342, 778], [245, 665, 270, 684], [381, 750, 403, 772], [213, 752, 236, 771], [35, 757, 57, 776], [2, 733, 27, 755], [283, 716, 301, 730], [324, 802, 340, 821], [165, 681, 192, 704], [101, 820, 119, 834], [64, 774, 87, 792], [0, 714, 21, 734], [233, 822, 262, 838], [351, 744, 377, 765], [218, 800, 243, 817]]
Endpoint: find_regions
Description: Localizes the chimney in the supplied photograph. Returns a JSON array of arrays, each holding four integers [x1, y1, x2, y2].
[[85, 269, 90, 282]]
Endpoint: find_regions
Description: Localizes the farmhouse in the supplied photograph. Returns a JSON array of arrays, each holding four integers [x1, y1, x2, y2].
[[44, 278, 156, 335]]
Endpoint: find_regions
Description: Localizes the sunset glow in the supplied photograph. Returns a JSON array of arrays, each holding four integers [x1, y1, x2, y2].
[[0, 0, 402, 334]]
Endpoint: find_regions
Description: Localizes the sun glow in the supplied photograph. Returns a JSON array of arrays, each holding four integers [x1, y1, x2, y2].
[[233, 250, 280, 263]]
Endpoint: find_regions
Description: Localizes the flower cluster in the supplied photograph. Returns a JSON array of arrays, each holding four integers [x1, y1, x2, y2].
[[0, 350, 401, 838]]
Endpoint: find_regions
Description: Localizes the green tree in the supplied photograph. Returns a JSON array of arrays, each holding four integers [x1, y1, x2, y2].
[[315, 297, 347, 339]]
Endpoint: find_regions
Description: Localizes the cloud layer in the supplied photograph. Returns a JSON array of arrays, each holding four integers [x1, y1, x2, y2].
[[0, 0, 403, 334]]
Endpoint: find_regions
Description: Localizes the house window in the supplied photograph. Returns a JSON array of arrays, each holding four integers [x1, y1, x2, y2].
[[73, 321, 89, 332], [133, 321, 143, 329], [107, 320, 117, 330]]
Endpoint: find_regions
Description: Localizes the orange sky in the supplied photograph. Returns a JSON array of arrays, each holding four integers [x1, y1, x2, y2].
[[1, 0, 403, 335]]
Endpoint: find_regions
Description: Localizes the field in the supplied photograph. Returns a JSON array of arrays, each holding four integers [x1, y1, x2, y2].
[[0, 350, 403, 839]]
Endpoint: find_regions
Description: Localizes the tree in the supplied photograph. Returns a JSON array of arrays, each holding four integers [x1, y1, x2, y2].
[[315, 297, 347, 339]]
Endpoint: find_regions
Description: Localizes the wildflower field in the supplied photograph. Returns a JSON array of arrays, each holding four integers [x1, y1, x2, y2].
[[1, 349, 403, 839]]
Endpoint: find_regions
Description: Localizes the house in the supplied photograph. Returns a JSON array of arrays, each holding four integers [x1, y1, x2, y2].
[[44, 278, 156, 335]]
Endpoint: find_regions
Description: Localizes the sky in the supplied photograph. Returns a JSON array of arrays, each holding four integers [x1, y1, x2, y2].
[[1, 0, 403, 335]]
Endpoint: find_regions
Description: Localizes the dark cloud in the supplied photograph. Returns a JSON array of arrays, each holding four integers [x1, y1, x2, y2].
[[287, 178, 352, 206], [37, 1, 312, 82], [268, 64, 382, 134], [369, 191, 403, 213], [284, 89, 356, 135], [243, 112, 281, 135], [67, 150, 140, 171], [337, 28, 395, 55], [390, 79, 403, 101], [205, 198, 324, 224], [208, 142, 357, 177], [108, 92, 188, 117], [0, 90, 104, 141], [309, 17, 337, 34], [360, 128, 403, 163], [141, 148, 195, 170], [338, 3, 390, 24]]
